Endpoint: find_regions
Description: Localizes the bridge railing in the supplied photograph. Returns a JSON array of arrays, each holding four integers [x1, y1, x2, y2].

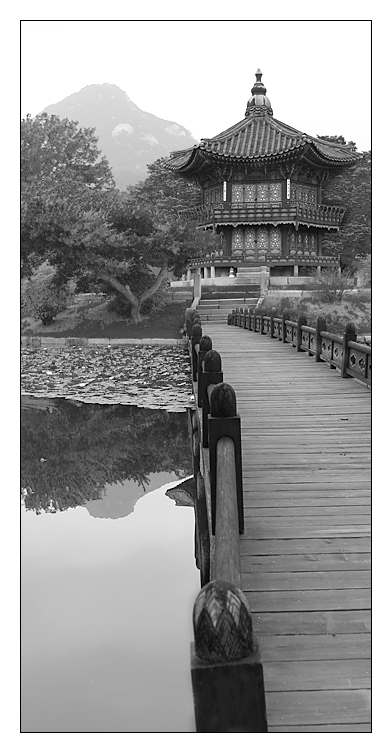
[[228, 307, 371, 386], [185, 309, 268, 733]]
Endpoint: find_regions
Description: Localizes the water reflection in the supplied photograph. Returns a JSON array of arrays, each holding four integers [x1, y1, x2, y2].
[[21, 479, 199, 732], [21, 396, 192, 514], [21, 397, 198, 732]]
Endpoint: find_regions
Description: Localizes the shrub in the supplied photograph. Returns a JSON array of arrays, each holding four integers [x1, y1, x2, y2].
[[22, 263, 70, 324], [306, 269, 354, 303], [354, 255, 371, 288]]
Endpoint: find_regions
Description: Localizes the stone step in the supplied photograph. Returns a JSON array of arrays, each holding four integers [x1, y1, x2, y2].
[[198, 298, 258, 306], [198, 316, 231, 324], [198, 304, 258, 313]]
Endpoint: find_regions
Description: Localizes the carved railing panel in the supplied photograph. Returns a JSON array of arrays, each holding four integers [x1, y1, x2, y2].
[[346, 342, 372, 385]]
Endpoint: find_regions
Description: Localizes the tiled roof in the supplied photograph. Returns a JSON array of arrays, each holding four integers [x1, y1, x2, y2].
[[201, 115, 307, 158], [163, 114, 358, 172]]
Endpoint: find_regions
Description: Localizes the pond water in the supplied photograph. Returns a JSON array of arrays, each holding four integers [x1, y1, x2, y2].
[[21, 397, 199, 732]]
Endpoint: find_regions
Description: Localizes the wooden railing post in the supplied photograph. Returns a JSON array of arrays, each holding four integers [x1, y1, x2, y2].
[[208, 383, 244, 535], [201, 350, 223, 448], [270, 307, 277, 338], [315, 315, 327, 362], [191, 324, 202, 382], [197, 335, 213, 406], [342, 322, 357, 378], [260, 309, 266, 335], [281, 309, 289, 343], [191, 580, 268, 732], [195, 472, 210, 587], [296, 313, 307, 352]]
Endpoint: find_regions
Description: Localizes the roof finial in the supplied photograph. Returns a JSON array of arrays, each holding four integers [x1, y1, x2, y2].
[[245, 69, 272, 117], [251, 69, 267, 96]]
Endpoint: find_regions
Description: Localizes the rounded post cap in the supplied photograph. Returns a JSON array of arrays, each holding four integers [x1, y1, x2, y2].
[[193, 580, 254, 662], [199, 335, 213, 352], [203, 349, 222, 372], [345, 321, 357, 335], [210, 382, 236, 417], [191, 323, 202, 338]]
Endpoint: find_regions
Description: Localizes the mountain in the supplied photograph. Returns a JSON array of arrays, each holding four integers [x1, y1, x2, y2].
[[85, 472, 184, 519], [39, 83, 198, 190]]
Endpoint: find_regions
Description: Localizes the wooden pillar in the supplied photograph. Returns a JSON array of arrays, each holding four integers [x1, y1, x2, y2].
[[223, 226, 231, 257], [210, 266, 216, 279], [294, 265, 299, 277], [317, 229, 323, 257], [281, 226, 290, 256]]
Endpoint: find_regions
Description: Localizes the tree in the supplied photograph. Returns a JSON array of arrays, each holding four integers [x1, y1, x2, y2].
[[21, 113, 115, 277], [127, 157, 202, 220], [318, 137, 371, 269], [21, 119, 219, 322], [48, 189, 219, 322], [21, 112, 114, 188], [317, 134, 357, 150]]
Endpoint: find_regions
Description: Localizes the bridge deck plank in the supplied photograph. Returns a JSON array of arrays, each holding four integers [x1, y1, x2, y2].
[[204, 324, 371, 732]]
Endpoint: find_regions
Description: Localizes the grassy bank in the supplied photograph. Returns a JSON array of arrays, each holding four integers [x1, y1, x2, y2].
[[21, 300, 188, 339]]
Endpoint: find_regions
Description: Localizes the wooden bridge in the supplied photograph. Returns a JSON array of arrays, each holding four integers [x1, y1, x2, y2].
[[188, 310, 371, 733]]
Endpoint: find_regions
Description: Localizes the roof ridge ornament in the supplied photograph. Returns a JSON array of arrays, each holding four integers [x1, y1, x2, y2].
[[245, 69, 273, 117], [251, 69, 267, 96]]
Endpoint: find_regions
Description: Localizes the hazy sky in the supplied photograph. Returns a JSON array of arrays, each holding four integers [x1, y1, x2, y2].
[[21, 19, 371, 151]]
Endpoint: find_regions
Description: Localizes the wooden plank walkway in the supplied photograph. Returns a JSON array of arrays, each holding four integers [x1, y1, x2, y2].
[[204, 323, 371, 733]]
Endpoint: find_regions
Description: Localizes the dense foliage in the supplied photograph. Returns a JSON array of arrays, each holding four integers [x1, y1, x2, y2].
[[21, 114, 218, 322], [318, 136, 371, 269]]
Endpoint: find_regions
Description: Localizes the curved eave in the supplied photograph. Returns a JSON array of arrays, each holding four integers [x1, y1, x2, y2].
[[163, 115, 359, 174], [303, 143, 359, 168], [162, 147, 201, 172]]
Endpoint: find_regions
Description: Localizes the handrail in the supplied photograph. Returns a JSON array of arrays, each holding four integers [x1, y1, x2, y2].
[[228, 307, 371, 386], [186, 309, 267, 732]]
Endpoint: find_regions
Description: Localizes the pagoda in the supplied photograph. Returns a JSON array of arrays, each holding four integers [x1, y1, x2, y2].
[[163, 70, 358, 284]]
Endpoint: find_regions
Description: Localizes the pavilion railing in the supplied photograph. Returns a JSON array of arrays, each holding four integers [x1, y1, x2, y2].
[[228, 307, 371, 387], [180, 201, 346, 229]]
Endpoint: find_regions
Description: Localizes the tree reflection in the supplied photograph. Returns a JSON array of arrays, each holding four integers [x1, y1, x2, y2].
[[21, 397, 192, 514]]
